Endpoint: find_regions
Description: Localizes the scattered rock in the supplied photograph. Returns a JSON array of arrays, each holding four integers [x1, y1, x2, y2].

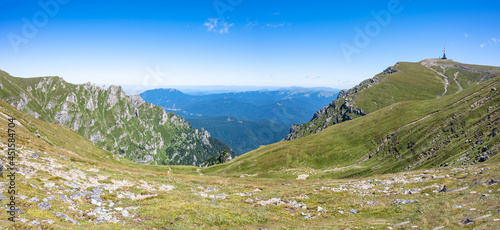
[[59, 195, 73, 205], [392, 199, 416, 205], [43, 196, 56, 202], [439, 185, 450, 192], [487, 179, 498, 186], [257, 198, 281, 206], [317, 206, 326, 212], [460, 218, 473, 225], [394, 221, 410, 226], [214, 194, 226, 199], [300, 212, 315, 219], [365, 201, 379, 205], [282, 183, 292, 186], [29, 220, 40, 225], [244, 198, 254, 203], [56, 212, 80, 225], [349, 209, 357, 214], [38, 202, 51, 210], [70, 191, 91, 200], [207, 187, 215, 191], [90, 187, 104, 205], [30, 153, 40, 159], [296, 194, 309, 199], [42, 219, 55, 224], [64, 181, 81, 189], [121, 209, 130, 217], [90, 195, 103, 206], [29, 197, 40, 203]]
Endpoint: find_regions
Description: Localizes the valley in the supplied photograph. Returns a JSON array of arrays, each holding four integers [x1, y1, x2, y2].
[[0, 59, 499, 229], [140, 88, 337, 155]]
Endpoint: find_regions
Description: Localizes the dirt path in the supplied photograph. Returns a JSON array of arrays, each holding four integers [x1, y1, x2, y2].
[[421, 62, 450, 97], [453, 71, 463, 92]]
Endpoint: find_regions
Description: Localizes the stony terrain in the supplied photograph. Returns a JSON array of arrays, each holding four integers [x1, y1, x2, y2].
[[1, 138, 499, 229]]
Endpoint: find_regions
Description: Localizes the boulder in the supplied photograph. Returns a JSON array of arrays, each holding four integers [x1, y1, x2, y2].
[[38, 202, 51, 210]]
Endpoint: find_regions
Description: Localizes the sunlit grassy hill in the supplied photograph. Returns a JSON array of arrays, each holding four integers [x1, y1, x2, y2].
[[205, 62, 500, 179], [286, 59, 500, 140]]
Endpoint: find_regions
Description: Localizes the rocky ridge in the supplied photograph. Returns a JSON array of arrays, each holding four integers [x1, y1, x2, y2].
[[0, 70, 233, 165]]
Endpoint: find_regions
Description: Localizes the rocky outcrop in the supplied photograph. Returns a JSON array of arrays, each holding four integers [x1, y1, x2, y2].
[[285, 75, 376, 140], [0, 71, 233, 165], [200, 150, 232, 168], [383, 66, 399, 75]]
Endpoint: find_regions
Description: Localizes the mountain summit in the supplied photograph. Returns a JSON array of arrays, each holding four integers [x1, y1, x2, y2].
[[286, 59, 500, 140]]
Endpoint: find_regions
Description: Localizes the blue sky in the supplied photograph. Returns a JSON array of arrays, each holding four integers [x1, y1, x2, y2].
[[1, 0, 499, 90]]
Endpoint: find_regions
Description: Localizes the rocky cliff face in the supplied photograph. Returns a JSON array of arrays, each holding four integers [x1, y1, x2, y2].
[[0, 70, 232, 165], [285, 76, 377, 140]]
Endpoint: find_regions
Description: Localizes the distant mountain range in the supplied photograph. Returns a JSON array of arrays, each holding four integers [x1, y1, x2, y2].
[[140, 88, 338, 154], [121, 85, 337, 96]]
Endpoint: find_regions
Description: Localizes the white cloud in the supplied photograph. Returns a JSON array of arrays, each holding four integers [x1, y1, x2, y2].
[[306, 75, 320, 79], [203, 18, 233, 34], [491, 37, 498, 44], [464, 33, 470, 38], [265, 23, 285, 28], [245, 21, 258, 30], [273, 12, 280, 15], [480, 43, 485, 48]]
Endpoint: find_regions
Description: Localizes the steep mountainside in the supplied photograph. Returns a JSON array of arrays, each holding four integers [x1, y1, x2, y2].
[[205, 64, 500, 179], [286, 59, 500, 140], [0, 70, 233, 166], [187, 116, 289, 155]]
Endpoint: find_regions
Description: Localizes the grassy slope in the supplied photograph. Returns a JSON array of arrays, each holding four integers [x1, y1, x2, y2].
[[204, 74, 500, 179], [287, 60, 500, 140], [353, 61, 444, 113]]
